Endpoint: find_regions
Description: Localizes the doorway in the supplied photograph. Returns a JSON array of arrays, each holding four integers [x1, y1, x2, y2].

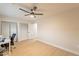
[[28, 23, 37, 39]]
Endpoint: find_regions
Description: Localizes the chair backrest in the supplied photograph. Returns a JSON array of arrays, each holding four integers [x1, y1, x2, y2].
[[10, 33, 16, 45], [11, 33, 16, 39]]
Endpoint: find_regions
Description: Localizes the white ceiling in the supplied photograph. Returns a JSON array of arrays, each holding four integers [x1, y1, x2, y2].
[[0, 3, 79, 22]]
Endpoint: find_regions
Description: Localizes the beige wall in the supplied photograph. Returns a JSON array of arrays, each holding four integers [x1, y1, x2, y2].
[[37, 9, 79, 55]]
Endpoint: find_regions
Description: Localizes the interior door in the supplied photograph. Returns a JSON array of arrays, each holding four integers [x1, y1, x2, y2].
[[19, 23, 28, 41], [28, 23, 37, 39]]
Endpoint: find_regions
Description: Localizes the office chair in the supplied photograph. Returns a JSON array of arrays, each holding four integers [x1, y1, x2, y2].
[[10, 33, 16, 52]]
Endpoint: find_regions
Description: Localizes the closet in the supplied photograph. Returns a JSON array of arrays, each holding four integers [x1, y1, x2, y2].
[[1, 21, 18, 41]]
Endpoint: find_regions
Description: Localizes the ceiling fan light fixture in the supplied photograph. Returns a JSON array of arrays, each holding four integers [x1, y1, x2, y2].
[[19, 6, 43, 18]]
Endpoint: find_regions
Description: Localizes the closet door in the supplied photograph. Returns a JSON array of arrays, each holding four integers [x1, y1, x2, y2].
[[2, 21, 9, 38], [19, 23, 28, 41], [2, 21, 18, 41], [10, 22, 17, 42], [28, 23, 37, 39]]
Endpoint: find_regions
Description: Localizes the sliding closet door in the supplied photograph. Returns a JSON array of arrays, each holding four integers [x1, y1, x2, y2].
[[10, 22, 17, 42], [19, 23, 28, 41], [2, 21, 18, 41], [2, 21, 9, 38]]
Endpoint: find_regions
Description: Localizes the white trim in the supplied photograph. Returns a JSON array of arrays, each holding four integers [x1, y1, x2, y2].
[[36, 39, 79, 55]]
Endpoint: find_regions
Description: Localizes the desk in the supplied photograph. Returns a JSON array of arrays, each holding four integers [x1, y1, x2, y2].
[[0, 38, 11, 55]]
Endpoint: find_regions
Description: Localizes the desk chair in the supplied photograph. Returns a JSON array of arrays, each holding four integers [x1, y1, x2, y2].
[[10, 33, 16, 46], [10, 33, 16, 52]]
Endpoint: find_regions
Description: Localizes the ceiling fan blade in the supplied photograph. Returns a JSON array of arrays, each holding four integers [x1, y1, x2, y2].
[[34, 13, 43, 15], [25, 14, 31, 16], [19, 8, 30, 13]]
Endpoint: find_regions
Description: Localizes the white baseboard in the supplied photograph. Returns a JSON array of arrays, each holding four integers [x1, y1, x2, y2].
[[36, 39, 79, 55]]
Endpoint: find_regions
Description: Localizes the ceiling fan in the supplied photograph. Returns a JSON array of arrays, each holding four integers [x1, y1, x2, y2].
[[19, 6, 43, 18]]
